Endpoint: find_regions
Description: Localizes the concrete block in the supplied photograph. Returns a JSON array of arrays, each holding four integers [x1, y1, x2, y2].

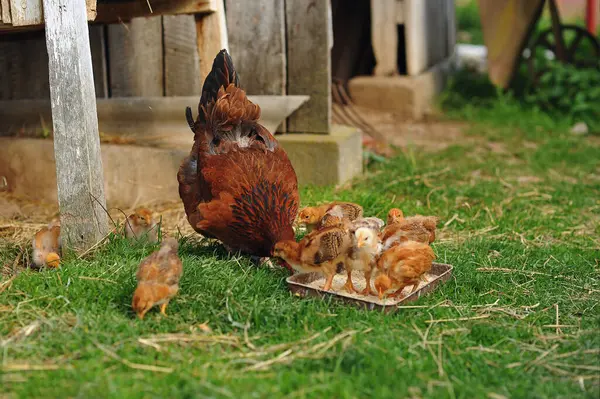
[[0, 125, 362, 207], [348, 58, 453, 120], [278, 125, 362, 187]]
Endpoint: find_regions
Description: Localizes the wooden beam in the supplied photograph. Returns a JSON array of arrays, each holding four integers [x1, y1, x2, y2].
[[10, 0, 42, 26], [225, 0, 286, 96], [286, 0, 331, 133], [43, 0, 109, 249], [95, 0, 216, 24], [195, 0, 227, 80], [107, 16, 164, 97], [163, 14, 201, 96]]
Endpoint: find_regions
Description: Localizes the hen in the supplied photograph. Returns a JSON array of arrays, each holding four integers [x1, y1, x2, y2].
[[178, 50, 299, 259], [132, 237, 183, 319]]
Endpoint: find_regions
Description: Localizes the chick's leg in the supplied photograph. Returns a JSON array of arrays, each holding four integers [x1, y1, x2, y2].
[[342, 269, 356, 293], [359, 269, 375, 296], [160, 301, 169, 316], [322, 273, 335, 291]]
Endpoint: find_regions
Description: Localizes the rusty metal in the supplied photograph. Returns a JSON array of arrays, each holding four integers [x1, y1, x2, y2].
[[286, 263, 453, 313]]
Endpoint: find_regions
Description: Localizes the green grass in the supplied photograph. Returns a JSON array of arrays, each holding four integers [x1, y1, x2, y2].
[[2, 112, 599, 398]]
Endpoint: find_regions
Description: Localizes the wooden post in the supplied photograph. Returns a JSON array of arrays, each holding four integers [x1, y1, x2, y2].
[[43, 0, 109, 250], [196, 0, 228, 80], [286, 0, 331, 133], [370, 0, 399, 76]]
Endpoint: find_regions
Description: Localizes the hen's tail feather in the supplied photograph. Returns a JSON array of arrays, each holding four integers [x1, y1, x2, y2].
[[197, 49, 239, 124], [185, 107, 195, 132]]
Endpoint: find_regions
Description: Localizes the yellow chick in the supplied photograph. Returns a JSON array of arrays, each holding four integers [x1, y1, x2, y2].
[[343, 227, 382, 295], [125, 208, 159, 243]]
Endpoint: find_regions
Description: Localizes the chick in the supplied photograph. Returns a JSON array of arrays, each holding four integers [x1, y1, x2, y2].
[[344, 227, 382, 295], [381, 215, 438, 250], [273, 226, 352, 291], [132, 237, 183, 319], [32, 220, 61, 268], [297, 202, 363, 232], [374, 241, 435, 300], [386, 208, 404, 225], [320, 205, 384, 231], [125, 208, 159, 243]]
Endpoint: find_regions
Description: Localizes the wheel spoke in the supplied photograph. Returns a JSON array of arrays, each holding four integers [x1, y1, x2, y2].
[[566, 30, 585, 61]]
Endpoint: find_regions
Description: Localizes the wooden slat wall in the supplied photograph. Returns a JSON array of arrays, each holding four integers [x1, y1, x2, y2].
[[107, 16, 164, 97], [163, 14, 201, 96], [89, 25, 108, 98], [196, 0, 227, 80], [285, 0, 331, 133], [225, 0, 286, 96], [9, 0, 42, 26]]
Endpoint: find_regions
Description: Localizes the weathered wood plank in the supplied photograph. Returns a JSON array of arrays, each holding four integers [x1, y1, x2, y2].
[[89, 24, 108, 98], [95, 0, 216, 24], [107, 16, 164, 97], [0, 32, 50, 100], [163, 14, 201, 96], [225, 0, 286, 96], [196, 0, 227, 80], [43, 0, 109, 249], [10, 0, 42, 26], [286, 0, 331, 133], [370, 0, 398, 76]]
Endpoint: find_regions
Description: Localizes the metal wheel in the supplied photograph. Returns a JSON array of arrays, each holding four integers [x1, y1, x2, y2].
[[526, 24, 600, 85]]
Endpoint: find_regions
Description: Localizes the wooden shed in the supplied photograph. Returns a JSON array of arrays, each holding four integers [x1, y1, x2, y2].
[[0, 0, 362, 251]]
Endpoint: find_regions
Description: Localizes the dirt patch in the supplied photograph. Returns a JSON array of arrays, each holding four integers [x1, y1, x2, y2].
[[335, 105, 470, 150]]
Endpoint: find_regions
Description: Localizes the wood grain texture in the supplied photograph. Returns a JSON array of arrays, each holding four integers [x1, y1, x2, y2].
[[10, 0, 42, 26], [163, 14, 201, 96], [107, 16, 164, 97], [95, 0, 216, 24], [225, 0, 286, 96], [89, 24, 108, 98], [196, 0, 227, 81], [43, 0, 109, 249], [286, 0, 331, 133]]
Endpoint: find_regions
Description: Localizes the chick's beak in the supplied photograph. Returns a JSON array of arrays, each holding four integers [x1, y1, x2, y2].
[[357, 241, 364, 249]]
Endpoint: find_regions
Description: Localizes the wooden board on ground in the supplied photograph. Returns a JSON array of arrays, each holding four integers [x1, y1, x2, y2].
[[163, 14, 201, 96], [107, 16, 164, 97], [95, 0, 216, 24], [478, 0, 544, 88], [42, 0, 109, 249], [195, 0, 227, 81], [286, 0, 331, 133]]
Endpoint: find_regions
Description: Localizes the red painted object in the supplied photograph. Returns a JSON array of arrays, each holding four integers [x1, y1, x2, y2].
[[587, 0, 598, 34]]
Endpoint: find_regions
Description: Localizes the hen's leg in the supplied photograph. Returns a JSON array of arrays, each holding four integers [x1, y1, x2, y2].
[[343, 269, 356, 293]]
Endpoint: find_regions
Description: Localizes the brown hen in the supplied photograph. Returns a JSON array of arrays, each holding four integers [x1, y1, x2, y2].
[[178, 50, 299, 260]]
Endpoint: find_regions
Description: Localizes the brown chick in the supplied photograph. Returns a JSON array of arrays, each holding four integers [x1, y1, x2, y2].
[[344, 227, 382, 295], [297, 202, 363, 232], [125, 208, 159, 243], [374, 241, 435, 300], [386, 208, 404, 225], [132, 237, 183, 319], [273, 226, 352, 291], [381, 215, 438, 250], [32, 220, 61, 268]]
